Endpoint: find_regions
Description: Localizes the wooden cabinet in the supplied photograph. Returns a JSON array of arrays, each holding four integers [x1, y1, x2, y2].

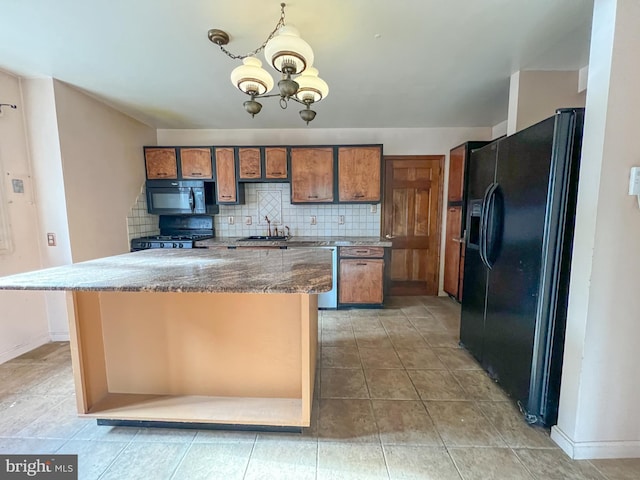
[[338, 146, 382, 202], [338, 246, 385, 306], [238, 148, 262, 180], [443, 206, 463, 297], [214, 148, 241, 204], [145, 147, 178, 179], [290, 147, 334, 203], [443, 141, 489, 301], [264, 147, 288, 179], [180, 148, 213, 179]]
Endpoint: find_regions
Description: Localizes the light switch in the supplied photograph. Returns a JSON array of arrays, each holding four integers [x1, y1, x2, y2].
[[228, 216, 235, 225], [245, 216, 252, 225], [47, 233, 56, 246], [310, 215, 317, 225]]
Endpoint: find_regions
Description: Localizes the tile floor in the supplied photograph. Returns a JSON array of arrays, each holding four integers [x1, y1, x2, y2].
[[1, 296, 639, 479]]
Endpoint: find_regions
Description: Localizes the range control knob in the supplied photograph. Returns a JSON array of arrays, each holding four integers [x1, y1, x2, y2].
[[173, 243, 178, 248], [178, 243, 184, 248], [160, 243, 165, 248]]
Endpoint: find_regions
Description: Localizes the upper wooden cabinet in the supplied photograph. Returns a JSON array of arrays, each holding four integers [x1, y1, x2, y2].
[[180, 148, 213, 179], [264, 147, 288, 179], [214, 148, 239, 204], [448, 145, 465, 202], [338, 146, 382, 202], [145, 147, 178, 179], [238, 148, 262, 180], [290, 147, 334, 203]]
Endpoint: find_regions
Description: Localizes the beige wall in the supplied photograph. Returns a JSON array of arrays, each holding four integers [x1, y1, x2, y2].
[[53, 80, 156, 262], [0, 71, 50, 362], [507, 70, 586, 135], [0, 76, 156, 358], [552, 0, 640, 459], [158, 126, 493, 295]]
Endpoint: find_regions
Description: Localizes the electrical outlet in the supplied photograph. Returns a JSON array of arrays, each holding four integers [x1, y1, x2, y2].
[[338, 215, 345, 225], [370, 204, 377, 213], [245, 216, 252, 225], [47, 233, 56, 246], [310, 215, 317, 225], [228, 216, 234, 225]]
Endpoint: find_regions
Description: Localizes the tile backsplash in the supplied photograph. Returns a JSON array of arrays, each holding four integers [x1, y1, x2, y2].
[[215, 183, 381, 237], [126, 184, 159, 242]]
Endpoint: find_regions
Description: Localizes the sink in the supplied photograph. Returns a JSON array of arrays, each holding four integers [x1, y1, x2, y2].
[[238, 236, 288, 241]]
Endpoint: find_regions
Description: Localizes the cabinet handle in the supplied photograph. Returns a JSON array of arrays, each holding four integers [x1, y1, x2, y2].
[[353, 194, 365, 198], [244, 171, 256, 175], [308, 195, 318, 199], [356, 262, 368, 266], [356, 250, 369, 254], [221, 195, 233, 199], [190, 172, 203, 176], [156, 172, 167, 176], [271, 171, 283, 174]]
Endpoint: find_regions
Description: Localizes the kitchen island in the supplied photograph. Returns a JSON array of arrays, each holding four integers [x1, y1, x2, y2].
[[0, 248, 332, 430]]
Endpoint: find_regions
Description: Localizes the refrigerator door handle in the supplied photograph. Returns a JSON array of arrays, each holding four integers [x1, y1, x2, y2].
[[484, 183, 503, 269], [479, 183, 495, 268]]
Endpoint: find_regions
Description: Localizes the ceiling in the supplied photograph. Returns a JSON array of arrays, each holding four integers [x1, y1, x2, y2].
[[1, 0, 594, 130]]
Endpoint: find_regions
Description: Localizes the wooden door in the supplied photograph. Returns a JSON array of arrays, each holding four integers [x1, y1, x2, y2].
[[180, 148, 212, 179], [145, 148, 177, 179], [238, 148, 261, 179], [214, 148, 237, 203], [338, 146, 381, 202], [382, 156, 444, 295], [265, 147, 288, 179], [290, 147, 334, 203]]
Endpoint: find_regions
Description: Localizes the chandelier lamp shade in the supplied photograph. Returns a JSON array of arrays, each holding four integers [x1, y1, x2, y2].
[[207, 3, 328, 125]]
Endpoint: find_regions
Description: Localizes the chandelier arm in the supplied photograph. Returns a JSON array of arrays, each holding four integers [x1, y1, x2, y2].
[[216, 3, 287, 60]]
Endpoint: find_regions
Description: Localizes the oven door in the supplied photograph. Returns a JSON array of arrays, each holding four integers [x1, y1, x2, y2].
[[146, 180, 206, 215]]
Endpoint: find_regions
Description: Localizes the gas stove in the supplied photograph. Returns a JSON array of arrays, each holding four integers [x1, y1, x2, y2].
[[130, 216, 214, 251]]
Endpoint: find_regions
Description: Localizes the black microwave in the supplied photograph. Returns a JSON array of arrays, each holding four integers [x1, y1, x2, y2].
[[146, 180, 219, 215]]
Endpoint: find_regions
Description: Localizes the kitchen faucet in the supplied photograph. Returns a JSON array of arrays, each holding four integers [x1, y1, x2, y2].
[[264, 216, 272, 237]]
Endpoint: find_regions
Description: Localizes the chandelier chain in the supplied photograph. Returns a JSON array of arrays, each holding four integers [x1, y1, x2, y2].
[[216, 3, 286, 60]]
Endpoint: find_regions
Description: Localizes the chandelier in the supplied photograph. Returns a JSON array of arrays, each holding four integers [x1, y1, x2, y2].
[[207, 3, 329, 125]]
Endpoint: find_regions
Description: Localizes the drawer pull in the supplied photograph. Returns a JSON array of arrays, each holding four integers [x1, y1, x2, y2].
[[221, 195, 233, 199], [356, 262, 368, 266], [156, 172, 167, 176], [308, 195, 318, 199], [244, 171, 256, 175], [270, 171, 283, 174], [190, 172, 203, 176], [353, 194, 365, 198], [356, 250, 369, 253]]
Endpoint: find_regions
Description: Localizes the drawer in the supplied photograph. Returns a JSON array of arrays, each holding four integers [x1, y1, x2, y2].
[[339, 246, 384, 258]]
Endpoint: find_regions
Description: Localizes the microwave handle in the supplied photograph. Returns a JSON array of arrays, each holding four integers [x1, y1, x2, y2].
[[189, 188, 195, 213]]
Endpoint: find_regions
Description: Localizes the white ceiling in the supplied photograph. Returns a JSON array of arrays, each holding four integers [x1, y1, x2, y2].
[[1, 0, 593, 129]]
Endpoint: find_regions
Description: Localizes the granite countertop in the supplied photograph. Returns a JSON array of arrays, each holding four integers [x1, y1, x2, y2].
[[196, 236, 392, 248], [0, 248, 332, 294]]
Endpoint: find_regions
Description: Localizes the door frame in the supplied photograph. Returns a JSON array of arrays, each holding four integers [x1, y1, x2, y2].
[[382, 155, 445, 296]]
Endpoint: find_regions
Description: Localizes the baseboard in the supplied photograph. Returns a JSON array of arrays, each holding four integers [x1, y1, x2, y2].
[[0, 334, 51, 364], [551, 426, 640, 459], [49, 332, 70, 342]]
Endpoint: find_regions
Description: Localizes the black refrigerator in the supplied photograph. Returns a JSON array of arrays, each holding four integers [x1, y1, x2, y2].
[[460, 108, 584, 427]]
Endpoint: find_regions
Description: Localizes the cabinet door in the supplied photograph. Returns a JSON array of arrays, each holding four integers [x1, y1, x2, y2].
[[264, 147, 288, 179], [214, 148, 237, 203], [145, 148, 177, 179], [339, 259, 384, 304], [443, 206, 463, 298], [448, 144, 466, 202], [290, 147, 334, 203], [180, 148, 213, 179], [338, 146, 381, 202], [238, 148, 261, 179]]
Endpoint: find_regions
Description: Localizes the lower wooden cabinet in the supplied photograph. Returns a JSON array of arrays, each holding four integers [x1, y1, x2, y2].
[[443, 206, 463, 299], [339, 259, 384, 305], [338, 246, 386, 306]]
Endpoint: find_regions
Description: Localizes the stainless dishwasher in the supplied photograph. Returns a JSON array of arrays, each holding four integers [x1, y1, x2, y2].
[[317, 246, 337, 309]]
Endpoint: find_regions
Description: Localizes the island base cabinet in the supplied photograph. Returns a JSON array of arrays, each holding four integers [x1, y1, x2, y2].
[[70, 291, 317, 428]]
